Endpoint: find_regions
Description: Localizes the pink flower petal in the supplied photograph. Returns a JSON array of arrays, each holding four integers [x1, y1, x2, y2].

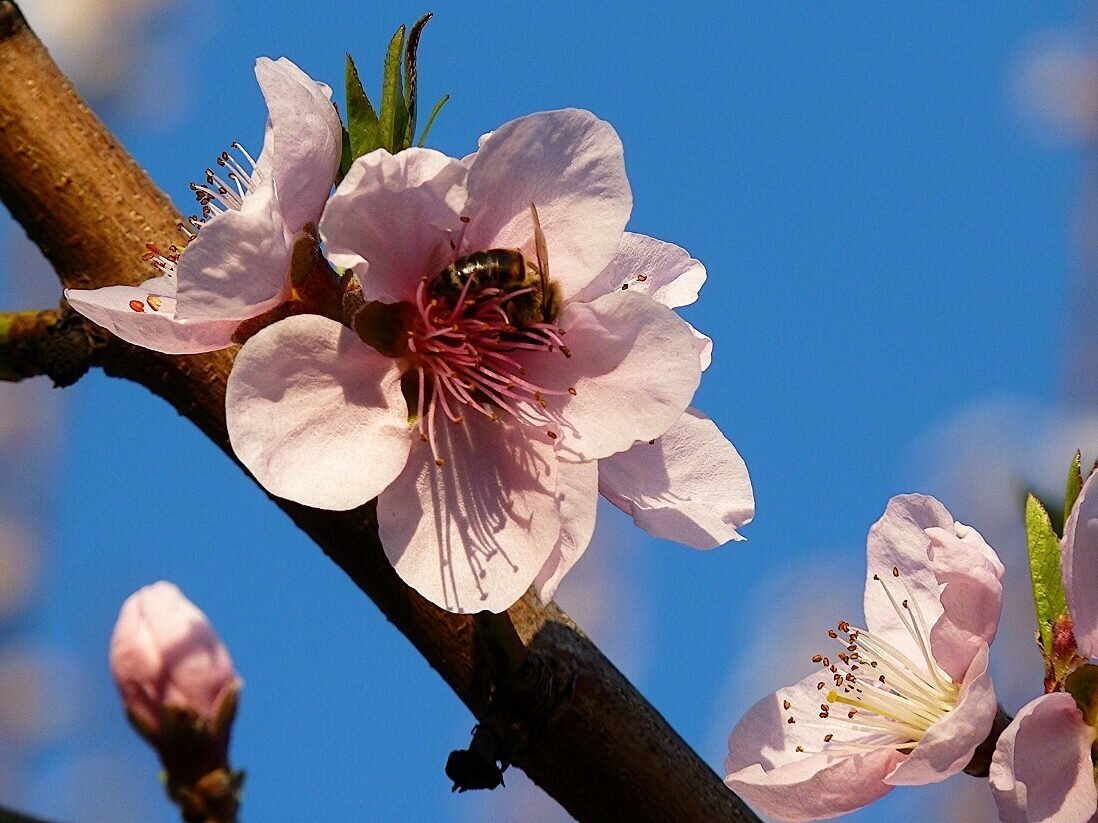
[[598, 408, 753, 548], [65, 276, 241, 354], [254, 57, 342, 233], [574, 232, 706, 308], [724, 671, 904, 822], [533, 459, 598, 603], [863, 495, 954, 671], [571, 232, 713, 370], [319, 148, 467, 303], [463, 109, 631, 302], [521, 290, 701, 461], [924, 523, 1005, 682], [377, 415, 560, 614], [1063, 469, 1098, 659], [693, 327, 713, 371], [174, 183, 295, 321], [865, 495, 1003, 682], [884, 644, 996, 785], [225, 314, 411, 511], [991, 692, 1098, 823]]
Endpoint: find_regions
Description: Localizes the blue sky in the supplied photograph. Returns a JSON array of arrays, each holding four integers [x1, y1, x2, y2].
[[0, 1, 1091, 820]]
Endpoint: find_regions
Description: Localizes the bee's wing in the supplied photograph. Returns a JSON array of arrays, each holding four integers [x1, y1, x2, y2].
[[530, 203, 549, 289]]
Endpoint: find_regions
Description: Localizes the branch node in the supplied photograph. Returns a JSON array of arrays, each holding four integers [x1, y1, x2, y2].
[[446, 613, 581, 792]]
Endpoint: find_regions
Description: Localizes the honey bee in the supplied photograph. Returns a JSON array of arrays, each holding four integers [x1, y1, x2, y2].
[[431, 204, 561, 327]]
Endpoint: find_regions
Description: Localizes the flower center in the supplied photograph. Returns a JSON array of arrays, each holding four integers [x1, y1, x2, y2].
[[187, 142, 263, 231], [785, 567, 960, 756], [405, 276, 573, 465]]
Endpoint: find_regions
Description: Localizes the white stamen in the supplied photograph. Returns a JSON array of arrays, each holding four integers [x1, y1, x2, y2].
[[786, 571, 960, 758]]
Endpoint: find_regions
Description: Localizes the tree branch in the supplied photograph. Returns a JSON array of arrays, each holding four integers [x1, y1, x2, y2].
[[0, 805, 60, 823], [0, 4, 758, 820]]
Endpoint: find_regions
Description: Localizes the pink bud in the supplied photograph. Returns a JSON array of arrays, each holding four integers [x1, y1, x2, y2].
[[109, 582, 240, 739]]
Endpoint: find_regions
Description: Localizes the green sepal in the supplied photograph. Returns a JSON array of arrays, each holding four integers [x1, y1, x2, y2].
[[1066, 663, 1098, 729], [353, 300, 415, 358], [379, 25, 408, 153], [403, 13, 433, 147], [289, 228, 319, 288], [1026, 493, 1070, 659], [345, 53, 381, 161], [418, 94, 450, 147], [1066, 450, 1085, 526]]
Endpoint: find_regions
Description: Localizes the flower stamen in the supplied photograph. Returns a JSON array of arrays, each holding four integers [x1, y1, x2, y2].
[[785, 571, 960, 758], [187, 143, 264, 229], [406, 277, 571, 456]]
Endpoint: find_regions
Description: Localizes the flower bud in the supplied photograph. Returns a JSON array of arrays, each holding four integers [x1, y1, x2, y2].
[[110, 582, 244, 823], [110, 581, 240, 744]]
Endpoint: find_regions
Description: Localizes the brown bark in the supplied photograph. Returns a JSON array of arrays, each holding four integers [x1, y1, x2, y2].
[[0, 4, 758, 820]]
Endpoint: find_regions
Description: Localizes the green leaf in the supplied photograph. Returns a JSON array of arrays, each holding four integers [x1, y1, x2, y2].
[[417, 94, 450, 147], [345, 53, 380, 160], [379, 24, 408, 153], [1030, 490, 1065, 538], [339, 127, 352, 179], [1066, 450, 1084, 526], [1027, 493, 1069, 657], [404, 13, 433, 147]]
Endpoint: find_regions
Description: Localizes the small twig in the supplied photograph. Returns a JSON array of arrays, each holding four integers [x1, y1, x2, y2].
[[0, 305, 107, 386]]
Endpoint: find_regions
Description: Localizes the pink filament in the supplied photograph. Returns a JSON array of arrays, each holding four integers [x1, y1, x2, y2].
[[408, 278, 571, 464]]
